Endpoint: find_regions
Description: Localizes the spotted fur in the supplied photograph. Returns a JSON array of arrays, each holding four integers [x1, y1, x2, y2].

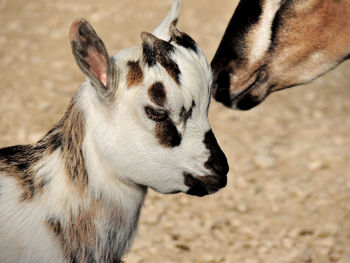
[[46, 211, 96, 263], [170, 25, 198, 53], [141, 32, 181, 85], [0, 99, 87, 200], [155, 120, 181, 148], [148, 82, 167, 107], [179, 100, 195, 124], [61, 101, 88, 192], [0, 145, 48, 200], [45, 199, 127, 263], [211, 0, 350, 110], [126, 60, 143, 88]]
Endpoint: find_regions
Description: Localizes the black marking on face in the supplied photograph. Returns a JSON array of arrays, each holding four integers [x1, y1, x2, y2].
[[156, 40, 181, 85], [142, 42, 157, 67], [142, 35, 182, 85], [172, 31, 198, 53], [155, 120, 181, 148], [203, 130, 229, 177], [184, 130, 228, 196], [148, 82, 167, 107], [180, 100, 195, 123]]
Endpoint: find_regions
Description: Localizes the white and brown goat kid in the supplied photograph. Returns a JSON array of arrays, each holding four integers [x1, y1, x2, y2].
[[0, 1, 228, 262], [211, 0, 350, 110]]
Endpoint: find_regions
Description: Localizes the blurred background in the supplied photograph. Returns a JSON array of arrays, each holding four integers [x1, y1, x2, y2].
[[1, 0, 350, 262]]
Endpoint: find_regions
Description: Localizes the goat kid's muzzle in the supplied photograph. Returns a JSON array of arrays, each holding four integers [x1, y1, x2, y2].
[[184, 130, 229, 197]]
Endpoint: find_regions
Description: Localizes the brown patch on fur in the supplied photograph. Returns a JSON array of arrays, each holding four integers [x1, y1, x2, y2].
[[46, 204, 98, 262], [126, 60, 143, 88], [148, 82, 167, 107], [46, 200, 125, 263], [60, 100, 88, 192], [0, 145, 54, 201], [0, 97, 87, 200]]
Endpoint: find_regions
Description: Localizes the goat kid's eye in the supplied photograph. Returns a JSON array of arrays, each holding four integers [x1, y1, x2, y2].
[[145, 106, 168, 122]]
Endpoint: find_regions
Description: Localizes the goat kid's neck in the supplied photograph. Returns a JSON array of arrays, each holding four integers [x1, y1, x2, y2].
[[30, 85, 147, 262]]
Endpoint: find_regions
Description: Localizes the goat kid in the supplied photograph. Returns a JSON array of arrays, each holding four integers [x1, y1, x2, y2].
[[211, 0, 350, 110], [0, 1, 228, 262]]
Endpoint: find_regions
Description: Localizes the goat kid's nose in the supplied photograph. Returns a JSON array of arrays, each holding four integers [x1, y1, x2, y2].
[[204, 130, 229, 177]]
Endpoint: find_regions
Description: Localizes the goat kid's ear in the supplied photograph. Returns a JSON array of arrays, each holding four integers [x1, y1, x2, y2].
[[69, 19, 117, 98], [152, 0, 181, 41]]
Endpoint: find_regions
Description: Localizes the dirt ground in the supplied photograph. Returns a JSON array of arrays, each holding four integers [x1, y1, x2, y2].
[[1, 0, 350, 262]]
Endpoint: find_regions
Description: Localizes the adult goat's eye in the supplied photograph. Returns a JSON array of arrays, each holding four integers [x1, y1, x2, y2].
[[145, 106, 168, 122]]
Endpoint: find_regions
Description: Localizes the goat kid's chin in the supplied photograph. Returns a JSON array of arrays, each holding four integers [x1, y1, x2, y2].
[[183, 173, 227, 197], [146, 172, 228, 197]]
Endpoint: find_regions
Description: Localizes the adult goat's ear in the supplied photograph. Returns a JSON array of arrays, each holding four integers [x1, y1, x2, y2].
[[152, 0, 181, 41], [69, 19, 118, 99]]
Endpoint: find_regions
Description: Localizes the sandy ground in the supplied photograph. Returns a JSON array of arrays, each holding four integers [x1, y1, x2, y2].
[[1, 0, 350, 262]]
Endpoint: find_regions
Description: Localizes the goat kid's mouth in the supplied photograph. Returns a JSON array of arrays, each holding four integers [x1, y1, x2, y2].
[[213, 67, 269, 110], [184, 172, 227, 197]]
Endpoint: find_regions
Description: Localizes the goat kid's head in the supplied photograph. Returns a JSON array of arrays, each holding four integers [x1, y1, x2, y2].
[[70, 0, 228, 196], [211, 0, 350, 110]]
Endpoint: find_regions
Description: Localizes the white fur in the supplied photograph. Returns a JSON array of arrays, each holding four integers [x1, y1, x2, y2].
[[0, 151, 66, 263], [248, 0, 283, 65]]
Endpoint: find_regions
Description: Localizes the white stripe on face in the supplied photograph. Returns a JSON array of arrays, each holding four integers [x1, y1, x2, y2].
[[247, 0, 284, 66]]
